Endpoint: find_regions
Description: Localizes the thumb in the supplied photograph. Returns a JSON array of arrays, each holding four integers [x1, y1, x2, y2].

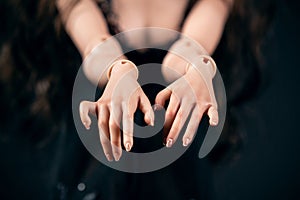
[[79, 101, 96, 130], [139, 91, 154, 126], [154, 87, 172, 111]]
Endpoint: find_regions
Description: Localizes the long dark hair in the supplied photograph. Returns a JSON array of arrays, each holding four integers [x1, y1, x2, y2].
[[0, 0, 275, 159], [0, 0, 81, 146]]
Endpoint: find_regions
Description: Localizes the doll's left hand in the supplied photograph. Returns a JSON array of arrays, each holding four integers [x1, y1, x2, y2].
[[155, 56, 219, 147]]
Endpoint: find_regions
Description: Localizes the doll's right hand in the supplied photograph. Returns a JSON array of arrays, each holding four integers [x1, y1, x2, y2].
[[79, 60, 154, 162]]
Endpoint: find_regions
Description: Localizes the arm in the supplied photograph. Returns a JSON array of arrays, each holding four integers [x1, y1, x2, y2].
[[162, 0, 233, 82], [182, 0, 233, 54], [57, 0, 154, 161], [157, 0, 233, 147], [56, 0, 111, 58], [57, 0, 126, 86]]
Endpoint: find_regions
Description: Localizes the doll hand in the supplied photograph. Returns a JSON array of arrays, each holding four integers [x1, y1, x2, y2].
[[155, 56, 218, 147], [79, 60, 154, 161]]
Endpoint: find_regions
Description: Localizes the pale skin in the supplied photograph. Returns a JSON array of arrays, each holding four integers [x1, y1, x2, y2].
[[57, 0, 233, 161]]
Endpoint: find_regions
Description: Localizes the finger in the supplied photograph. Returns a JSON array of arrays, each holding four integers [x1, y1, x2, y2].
[[182, 106, 203, 147], [207, 106, 219, 126], [166, 102, 192, 147], [154, 88, 172, 110], [163, 93, 180, 147], [79, 101, 96, 130], [97, 105, 113, 161], [139, 91, 154, 126], [109, 102, 122, 161], [122, 102, 134, 152]]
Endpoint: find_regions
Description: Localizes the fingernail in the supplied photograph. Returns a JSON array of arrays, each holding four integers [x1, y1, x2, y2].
[[106, 154, 113, 162], [166, 138, 173, 148], [150, 118, 154, 126], [154, 104, 163, 111], [147, 112, 154, 126], [183, 138, 190, 147], [114, 153, 121, 161], [83, 122, 90, 130], [125, 143, 131, 152]]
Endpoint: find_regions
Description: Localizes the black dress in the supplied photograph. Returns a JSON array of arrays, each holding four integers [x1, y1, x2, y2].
[[0, 1, 215, 199], [0, 44, 214, 200]]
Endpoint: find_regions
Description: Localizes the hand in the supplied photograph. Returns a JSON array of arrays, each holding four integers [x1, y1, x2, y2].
[[79, 60, 154, 161], [155, 56, 218, 148]]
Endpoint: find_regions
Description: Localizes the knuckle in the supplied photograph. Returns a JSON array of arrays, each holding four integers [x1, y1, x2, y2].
[[123, 132, 133, 138], [111, 100, 119, 107], [96, 101, 104, 108], [79, 109, 85, 117], [177, 109, 184, 118], [194, 110, 201, 118], [98, 99, 110, 106], [121, 101, 128, 108], [111, 138, 120, 146], [195, 100, 204, 107], [139, 105, 147, 113], [101, 143, 110, 152], [196, 104, 207, 113], [108, 121, 117, 128], [79, 101, 85, 109], [100, 136, 110, 145], [155, 93, 162, 102], [124, 112, 133, 120], [166, 109, 176, 117], [79, 103, 87, 114], [80, 100, 88, 106], [171, 92, 180, 101], [98, 118, 106, 127]]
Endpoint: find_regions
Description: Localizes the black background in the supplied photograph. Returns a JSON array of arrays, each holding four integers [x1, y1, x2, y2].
[[214, 1, 300, 199]]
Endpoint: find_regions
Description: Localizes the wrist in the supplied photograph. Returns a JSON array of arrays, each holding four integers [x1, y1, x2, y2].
[[82, 36, 125, 86], [186, 55, 217, 78], [108, 60, 139, 80], [169, 36, 216, 78]]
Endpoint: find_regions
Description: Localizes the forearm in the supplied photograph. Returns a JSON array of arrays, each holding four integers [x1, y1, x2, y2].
[[162, 0, 232, 82], [57, 0, 128, 86], [181, 0, 233, 55], [56, 0, 111, 58]]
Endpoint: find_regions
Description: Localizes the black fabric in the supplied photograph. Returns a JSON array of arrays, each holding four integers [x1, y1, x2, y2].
[[0, 49, 214, 200], [0, 1, 214, 199]]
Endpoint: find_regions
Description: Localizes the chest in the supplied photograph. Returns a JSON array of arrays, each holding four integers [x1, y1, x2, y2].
[[111, 0, 189, 47], [112, 0, 189, 30]]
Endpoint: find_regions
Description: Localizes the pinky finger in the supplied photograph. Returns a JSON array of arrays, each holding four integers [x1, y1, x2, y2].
[[207, 106, 219, 126], [79, 101, 96, 130], [182, 107, 203, 147]]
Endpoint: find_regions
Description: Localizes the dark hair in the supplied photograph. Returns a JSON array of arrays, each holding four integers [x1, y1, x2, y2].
[[0, 0, 81, 146], [210, 0, 276, 163], [0, 0, 275, 159]]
